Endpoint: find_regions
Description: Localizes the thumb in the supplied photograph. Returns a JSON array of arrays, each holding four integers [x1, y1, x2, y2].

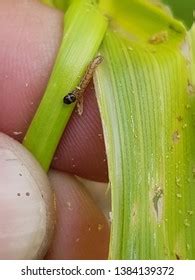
[[0, 132, 54, 259]]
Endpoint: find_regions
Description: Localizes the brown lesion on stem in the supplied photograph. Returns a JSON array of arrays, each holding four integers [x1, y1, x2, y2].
[[172, 130, 180, 144], [175, 253, 181, 260], [187, 80, 195, 95], [148, 30, 168, 44], [177, 116, 183, 122], [131, 203, 138, 225], [152, 186, 163, 222]]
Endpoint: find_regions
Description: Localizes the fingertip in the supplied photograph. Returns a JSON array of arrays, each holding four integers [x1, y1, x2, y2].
[[0, 0, 63, 140], [46, 170, 110, 260]]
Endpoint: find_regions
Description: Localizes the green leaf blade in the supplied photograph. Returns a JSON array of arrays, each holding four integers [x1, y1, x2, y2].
[[94, 24, 195, 258]]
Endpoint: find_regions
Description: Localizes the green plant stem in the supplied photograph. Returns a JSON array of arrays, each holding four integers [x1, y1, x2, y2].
[[23, 0, 108, 171]]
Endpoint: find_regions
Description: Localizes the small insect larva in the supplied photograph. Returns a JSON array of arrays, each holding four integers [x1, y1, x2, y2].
[[77, 55, 103, 96], [63, 55, 103, 107]]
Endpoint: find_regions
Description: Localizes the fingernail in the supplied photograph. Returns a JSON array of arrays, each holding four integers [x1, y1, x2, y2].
[[0, 133, 54, 259]]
